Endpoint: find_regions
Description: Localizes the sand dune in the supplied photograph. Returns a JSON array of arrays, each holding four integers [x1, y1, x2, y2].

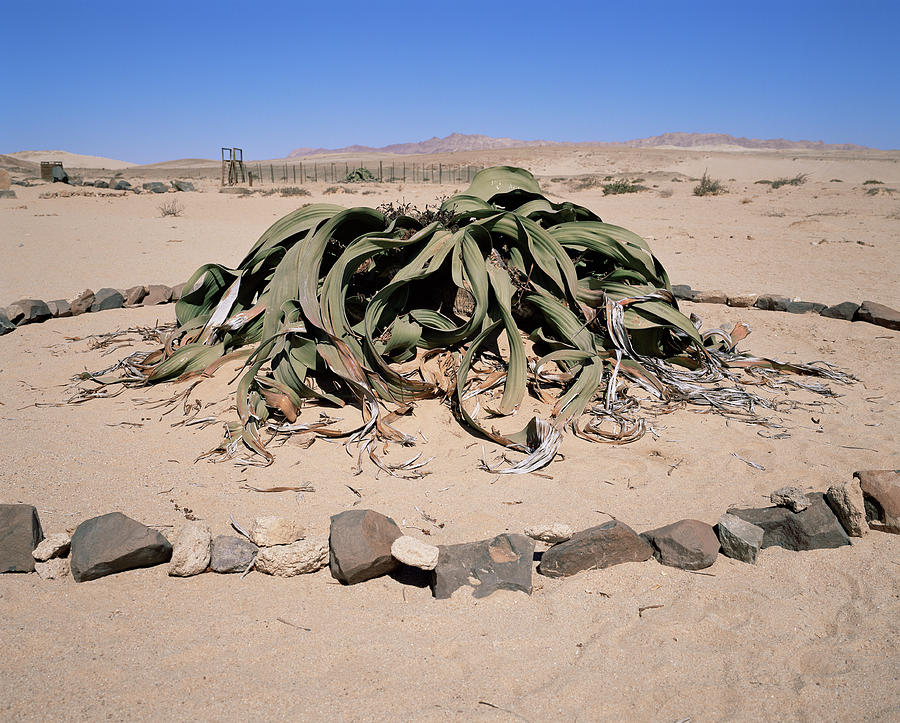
[[8, 150, 135, 169]]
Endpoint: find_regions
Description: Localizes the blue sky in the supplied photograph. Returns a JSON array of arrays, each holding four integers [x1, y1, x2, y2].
[[2, 0, 898, 163]]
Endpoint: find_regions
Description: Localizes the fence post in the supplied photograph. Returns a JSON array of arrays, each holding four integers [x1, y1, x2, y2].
[[439, 164, 442, 184], [270, 164, 274, 183], [379, 160, 383, 182], [299, 162, 304, 184]]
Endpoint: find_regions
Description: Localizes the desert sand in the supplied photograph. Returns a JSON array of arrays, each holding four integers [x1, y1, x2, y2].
[[1, 145, 898, 720]]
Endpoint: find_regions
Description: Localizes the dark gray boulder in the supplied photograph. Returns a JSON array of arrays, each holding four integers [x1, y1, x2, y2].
[[0, 309, 14, 335], [432, 533, 534, 599], [0, 189, 16, 199], [728, 493, 850, 551], [142, 182, 168, 194], [786, 300, 827, 314], [755, 294, 791, 312], [172, 180, 195, 192], [93, 179, 109, 189], [7, 299, 51, 325], [0, 504, 43, 573], [641, 519, 719, 570], [210, 535, 258, 573], [46, 299, 72, 318], [820, 302, 859, 321], [69, 512, 172, 582], [672, 284, 694, 301], [537, 520, 653, 578], [90, 288, 125, 312], [329, 509, 402, 585], [716, 513, 764, 564], [111, 180, 132, 191], [855, 301, 900, 331]]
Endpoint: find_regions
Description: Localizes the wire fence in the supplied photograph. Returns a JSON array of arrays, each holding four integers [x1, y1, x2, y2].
[[243, 161, 485, 186]]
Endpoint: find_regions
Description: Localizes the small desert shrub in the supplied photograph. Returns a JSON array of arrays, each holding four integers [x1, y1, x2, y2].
[[863, 179, 883, 185], [830, 178, 843, 182], [602, 179, 648, 195], [755, 179, 772, 185], [770, 173, 808, 189], [568, 175, 603, 191], [158, 199, 183, 217], [693, 172, 725, 196], [279, 186, 311, 197], [323, 186, 340, 194], [865, 186, 896, 196], [344, 168, 376, 183]]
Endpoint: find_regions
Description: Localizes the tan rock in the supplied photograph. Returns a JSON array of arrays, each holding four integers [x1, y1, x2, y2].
[[524, 522, 575, 544], [32, 532, 71, 561], [726, 293, 758, 308], [692, 289, 727, 304], [826, 479, 868, 537], [249, 516, 305, 547], [35, 558, 70, 580], [168, 522, 211, 577], [255, 539, 328, 577], [391, 535, 440, 570]]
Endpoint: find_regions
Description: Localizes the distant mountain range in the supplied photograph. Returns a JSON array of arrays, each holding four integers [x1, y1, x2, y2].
[[287, 132, 870, 157]]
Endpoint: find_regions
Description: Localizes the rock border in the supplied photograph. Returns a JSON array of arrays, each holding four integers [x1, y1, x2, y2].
[[3, 282, 896, 337], [3, 471, 896, 596]]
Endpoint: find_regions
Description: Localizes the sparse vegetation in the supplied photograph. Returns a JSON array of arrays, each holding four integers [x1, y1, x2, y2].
[[602, 179, 648, 195], [343, 167, 376, 183], [865, 186, 896, 196], [278, 186, 311, 197], [323, 186, 340, 194], [863, 179, 883, 185], [158, 199, 183, 217], [769, 173, 808, 189], [693, 172, 726, 196], [830, 178, 843, 182]]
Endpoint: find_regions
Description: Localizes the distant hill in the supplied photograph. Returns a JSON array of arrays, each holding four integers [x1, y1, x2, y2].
[[288, 132, 554, 157], [286, 131, 871, 157], [8, 150, 135, 169]]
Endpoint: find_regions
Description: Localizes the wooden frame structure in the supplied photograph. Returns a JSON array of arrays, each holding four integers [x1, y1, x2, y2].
[[221, 147, 246, 186]]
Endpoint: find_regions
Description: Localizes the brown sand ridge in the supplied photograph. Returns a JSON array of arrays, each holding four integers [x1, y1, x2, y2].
[[1, 144, 898, 720]]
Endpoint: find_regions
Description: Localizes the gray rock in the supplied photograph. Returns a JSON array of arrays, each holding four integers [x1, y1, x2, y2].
[[69, 289, 95, 316], [641, 519, 719, 570], [855, 301, 900, 331], [537, 520, 653, 578], [755, 294, 791, 312], [111, 180, 131, 191], [35, 558, 70, 580], [46, 299, 72, 318], [329, 509, 402, 585], [770, 486, 810, 512], [820, 302, 859, 321], [0, 309, 14, 335], [692, 289, 727, 304], [90, 288, 124, 312], [728, 493, 850, 551], [716, 513, 764, 563], [142, 181, 168, 194], [825, 478, 868, 537], [210, 535, 258, 573], [170, 282, 186, 301], [69, 512, 172, 582], [168, 522, 211, 577], [855, 470, 900, 533], [432, 533, 534, 599], [0, 189, 16, 199], [0, 504, 43, 573], [32, 532, 71, 561], [141, 284, 173, 306], [255, 539, 328, 577], [7, 299, 51, 325], [123, 285, 148, 306], [82, 180, 95, 187], [672, 284, 694, 301], [93, 179, 109, 189], [786, 300, 827, 314], [172, 180, 195, 192]]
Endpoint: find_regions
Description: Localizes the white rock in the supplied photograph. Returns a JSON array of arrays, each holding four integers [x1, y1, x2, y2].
[[168, 522, 211, 577], [35, 558, 70, 580], [524, 522, 574, 543], [391, 535, 440, 570], [249, 516, 305, 547], [32, 532, 71, 561], [255, 539, 327, 577]]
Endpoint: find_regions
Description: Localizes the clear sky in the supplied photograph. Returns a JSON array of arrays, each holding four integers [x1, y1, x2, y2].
[[2, 0, 898, 163]]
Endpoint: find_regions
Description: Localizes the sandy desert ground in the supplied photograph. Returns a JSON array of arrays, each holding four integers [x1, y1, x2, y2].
[[1, 145, 898, 720]]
